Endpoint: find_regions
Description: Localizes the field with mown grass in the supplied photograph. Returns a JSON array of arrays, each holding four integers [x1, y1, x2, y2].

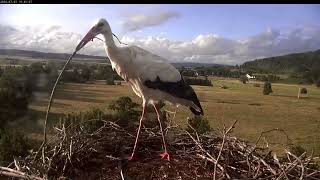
[[26, 77, 320, 156]]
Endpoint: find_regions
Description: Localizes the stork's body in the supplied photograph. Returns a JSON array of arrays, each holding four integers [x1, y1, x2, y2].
[[75, 18, 204, 161], [107, 45, 202, 113]]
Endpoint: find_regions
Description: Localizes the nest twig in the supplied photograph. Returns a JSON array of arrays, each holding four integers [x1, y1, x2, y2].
[[0, 166, 43, 180], [2, 119, 317, 180]]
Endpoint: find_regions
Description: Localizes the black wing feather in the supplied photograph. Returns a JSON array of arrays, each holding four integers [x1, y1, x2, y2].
[[144, 76, 204, 115]]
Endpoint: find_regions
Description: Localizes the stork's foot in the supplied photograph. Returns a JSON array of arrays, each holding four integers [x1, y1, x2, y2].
[[160, 151, 170, 161]]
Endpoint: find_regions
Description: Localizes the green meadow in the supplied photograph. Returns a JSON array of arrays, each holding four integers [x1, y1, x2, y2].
[[26, 77, 320, 156]]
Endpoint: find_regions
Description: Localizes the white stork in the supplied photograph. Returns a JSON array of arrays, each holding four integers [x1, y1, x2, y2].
[[75, 18, 204, 161]]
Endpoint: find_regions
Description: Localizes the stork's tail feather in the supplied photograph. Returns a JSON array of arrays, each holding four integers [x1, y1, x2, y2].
[[190, 106, 203, 116], [189, 96, 204, 116]]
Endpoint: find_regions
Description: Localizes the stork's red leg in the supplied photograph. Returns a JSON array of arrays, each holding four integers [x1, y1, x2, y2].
[[152, 103, 170, 161], [129, 102, 146, 160]]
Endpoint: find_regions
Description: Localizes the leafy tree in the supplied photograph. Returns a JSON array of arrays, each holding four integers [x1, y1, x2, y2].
[[263, 81, 273, 95], [0, 67, 33, 128]]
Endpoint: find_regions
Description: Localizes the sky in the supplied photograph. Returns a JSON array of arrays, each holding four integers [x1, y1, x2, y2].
[[0, 4, 320, 65]]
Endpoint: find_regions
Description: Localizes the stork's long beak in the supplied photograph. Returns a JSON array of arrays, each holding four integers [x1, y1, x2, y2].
[[75, 26, 98, 52]]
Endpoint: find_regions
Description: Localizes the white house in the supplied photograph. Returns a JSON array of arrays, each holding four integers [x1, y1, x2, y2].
[[246, 74, 256, 79]]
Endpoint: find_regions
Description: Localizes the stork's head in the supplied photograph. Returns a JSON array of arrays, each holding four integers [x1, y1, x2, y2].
[[75, 18, 111, 52]]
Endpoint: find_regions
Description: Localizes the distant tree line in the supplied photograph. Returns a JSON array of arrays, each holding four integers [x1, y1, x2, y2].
[[241, 49, 320, 86], [180, 69, 198, 77], [255, 74, 281, 82], [241, 50, 320, 74], [183, 76, 213, 86], [59, 63, 123, 84], [193, 65, 241, 78]]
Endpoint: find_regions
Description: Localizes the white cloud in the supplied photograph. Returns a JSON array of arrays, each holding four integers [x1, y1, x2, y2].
[[1, 24, 320, 65], [0, 24, 105, 56], [119, 27, 320, 64], [120, 10, 180, 32]]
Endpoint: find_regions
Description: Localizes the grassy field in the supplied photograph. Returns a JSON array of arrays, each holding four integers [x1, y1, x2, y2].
[[27, 78, 320, 155]]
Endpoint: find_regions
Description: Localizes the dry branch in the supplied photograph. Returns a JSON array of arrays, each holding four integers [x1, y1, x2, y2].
[[0, 166, 43, 180]]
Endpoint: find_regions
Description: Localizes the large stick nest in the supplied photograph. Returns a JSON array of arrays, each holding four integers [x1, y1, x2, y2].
[[2, 119, 320, 180]]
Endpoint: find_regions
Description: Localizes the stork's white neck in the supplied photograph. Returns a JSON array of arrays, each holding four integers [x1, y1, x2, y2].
[[101, 30, 116, 48]]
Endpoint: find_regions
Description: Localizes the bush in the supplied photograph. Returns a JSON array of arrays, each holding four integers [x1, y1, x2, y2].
[[108, 96, 141, 128], [263, 81, 273, 95], [300, 87, 307, 94], [186, 116, 211, 134], [239, 75, 248, 84], [0, 130, 33, 166]]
